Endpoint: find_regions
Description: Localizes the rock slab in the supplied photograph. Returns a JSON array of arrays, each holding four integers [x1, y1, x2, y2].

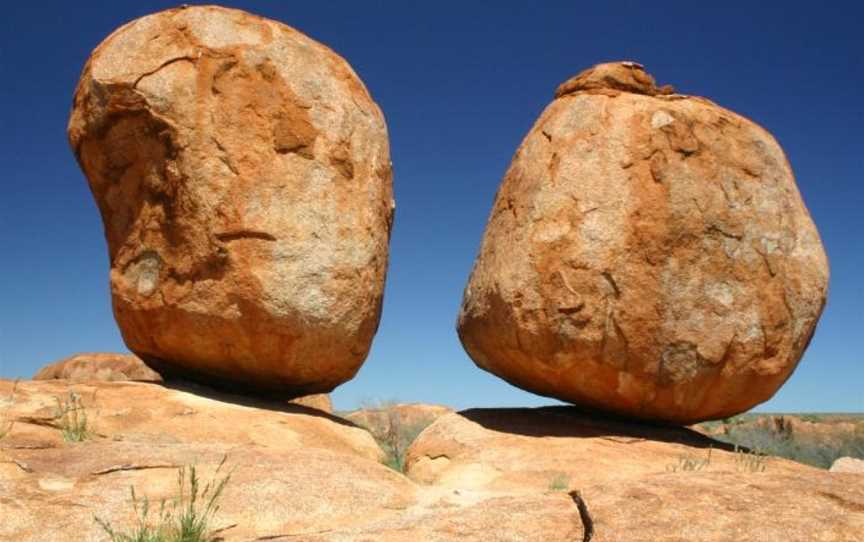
[[458, 61, 829, 423], [68, 6, 394, 395]]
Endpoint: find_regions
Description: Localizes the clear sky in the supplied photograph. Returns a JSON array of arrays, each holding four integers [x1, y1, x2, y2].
[[1, 1, 861, 412]]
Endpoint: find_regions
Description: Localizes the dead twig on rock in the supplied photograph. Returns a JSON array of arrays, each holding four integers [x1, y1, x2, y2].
[[569, 490, 594, 542]]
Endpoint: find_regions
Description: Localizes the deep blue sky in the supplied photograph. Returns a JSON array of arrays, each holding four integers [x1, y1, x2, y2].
[[1, 1, 861, 412]]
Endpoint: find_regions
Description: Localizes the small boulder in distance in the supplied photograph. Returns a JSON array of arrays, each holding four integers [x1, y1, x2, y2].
[[33, 352, 162, 382]]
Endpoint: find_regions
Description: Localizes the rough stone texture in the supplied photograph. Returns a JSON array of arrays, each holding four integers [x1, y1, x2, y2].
[[33, 353, 333, 412], [458, 61, 828, 423], [67, 6, 394, 395], [3, 382, 860, 541], [403, 409, 864, 542], [831, 456, 864, 473], [405, 408, 815, 492], [0, 379, 410, 541], [33, 352, 162, 382]]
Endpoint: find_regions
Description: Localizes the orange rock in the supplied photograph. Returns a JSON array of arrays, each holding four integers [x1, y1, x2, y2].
[[458, 61, 829, 424], [405, 407, 815, 492], [3, 381, 859, 541], [33, 352, 162, 382], [403, 408, 864, 542], [0, 379, 409, 541], [67, 6, 394, 396], [290, 393, 333, 414]]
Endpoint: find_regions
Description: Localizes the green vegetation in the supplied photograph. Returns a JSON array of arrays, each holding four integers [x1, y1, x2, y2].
[[95, 458, 232, 542], [711, 415, 864, 469], [666, 447, 712, 472], [358, 400, 434, 473], [548, 472, 570, 491], [55, 391, 91, 442]]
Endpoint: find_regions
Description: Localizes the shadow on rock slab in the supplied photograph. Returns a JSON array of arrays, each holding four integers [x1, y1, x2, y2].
[[460, 406, 737, 451]]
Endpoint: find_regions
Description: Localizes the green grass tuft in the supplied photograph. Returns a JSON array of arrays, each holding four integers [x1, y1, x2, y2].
[[55, 391, 91, 442], [548, 472, 570, 491], [95, 457, 232, 542]]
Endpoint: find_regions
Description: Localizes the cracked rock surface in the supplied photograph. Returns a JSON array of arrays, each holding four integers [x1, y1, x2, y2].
[[67, 6, 394, 395], [458, 61, 829, 423]]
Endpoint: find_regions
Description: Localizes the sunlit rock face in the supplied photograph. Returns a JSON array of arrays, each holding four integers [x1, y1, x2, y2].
[[458, 62, 828, 424], [68, 6, 394, 395]]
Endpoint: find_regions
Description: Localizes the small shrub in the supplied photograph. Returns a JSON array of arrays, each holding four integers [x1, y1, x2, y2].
[[95, 457, 232, 542], [55, 391, 90, 442], [666, 447, 712, 473], [359, 400, 432, 472], [548, 472, 569, 491]]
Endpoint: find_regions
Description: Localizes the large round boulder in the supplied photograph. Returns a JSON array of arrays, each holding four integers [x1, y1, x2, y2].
[[458, 62, 828, 424], [68, 6, 394, 395]]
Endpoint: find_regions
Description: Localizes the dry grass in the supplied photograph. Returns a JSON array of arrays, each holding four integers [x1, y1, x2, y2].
[[0, 380, 17, 440]]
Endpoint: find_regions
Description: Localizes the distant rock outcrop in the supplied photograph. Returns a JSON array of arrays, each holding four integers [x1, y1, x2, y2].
[[67, 5, 394, 396], [33, 352, 333, 413], [33, 352, 161, 382], [458, 61, 829, 424]]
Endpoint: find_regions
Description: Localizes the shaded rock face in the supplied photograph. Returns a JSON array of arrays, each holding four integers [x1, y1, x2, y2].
[[67, 6, 394, 395], [458, 61, 829, 424], [33, 353, 332, 412], [33, 352, 162, 383]]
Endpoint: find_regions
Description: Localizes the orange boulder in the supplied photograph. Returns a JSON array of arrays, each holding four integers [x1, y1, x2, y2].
[[67, 6, 394, 396], [458, 62, 828, 423]]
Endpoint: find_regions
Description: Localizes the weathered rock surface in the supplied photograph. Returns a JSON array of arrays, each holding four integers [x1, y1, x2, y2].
[[831, 456, 864, 473], [405, 409, 864, 541], [33, 353, 333, 412], [67, 5, 394, 395], [458, 61, 829, 423], [405, 408, 814, 492], [33, 352, 162, 382], [2, 382, 860, 541], [0, 379, 405, 541]]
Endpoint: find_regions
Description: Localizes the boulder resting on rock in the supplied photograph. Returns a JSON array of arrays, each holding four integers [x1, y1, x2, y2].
[[67, 5, 394, 396], [458, 61, 829, 424]]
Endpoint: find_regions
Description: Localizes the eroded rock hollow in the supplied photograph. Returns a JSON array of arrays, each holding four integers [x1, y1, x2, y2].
[[458, 62, 828, 423], [68, 6, 394, 395]]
